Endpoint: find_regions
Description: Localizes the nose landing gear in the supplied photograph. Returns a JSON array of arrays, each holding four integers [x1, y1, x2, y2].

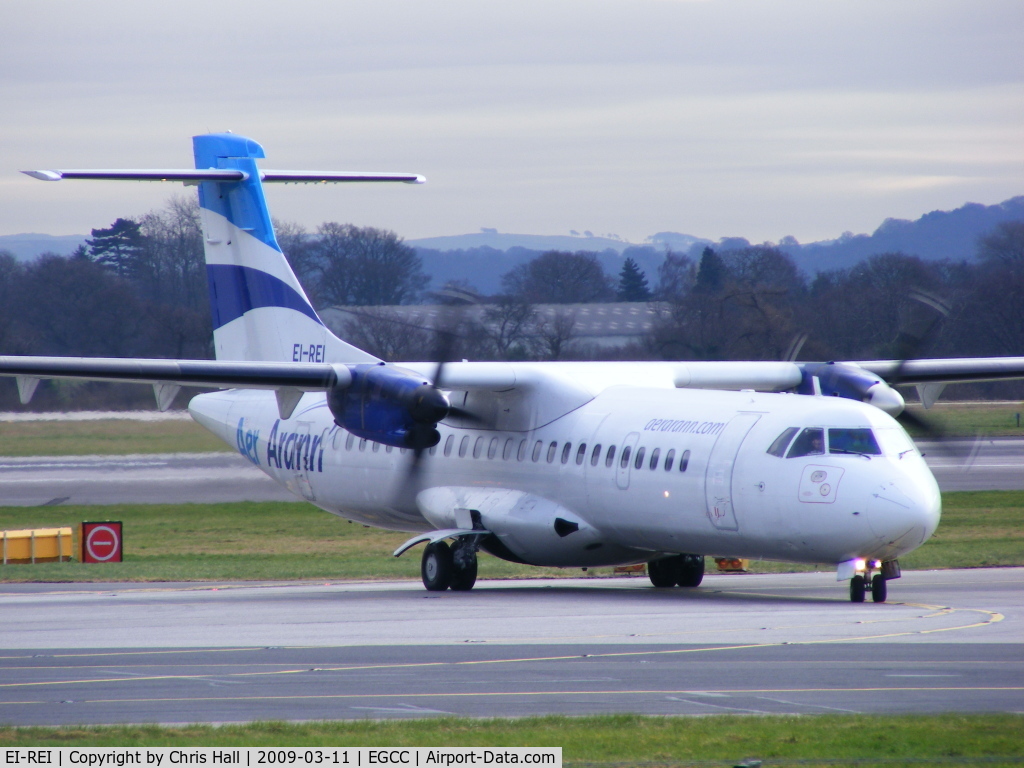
[[846, 559, 899, 603]]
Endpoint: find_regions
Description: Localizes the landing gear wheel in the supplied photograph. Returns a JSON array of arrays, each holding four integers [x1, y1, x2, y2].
[[677, 554, 705, 588], [850, 574, 867, 603], [648, 558, 676, 588], [421, 541, 453, 591], [871, 573, 887, 603], [449, 539, 478, 592], [649, 554, 704, 588]]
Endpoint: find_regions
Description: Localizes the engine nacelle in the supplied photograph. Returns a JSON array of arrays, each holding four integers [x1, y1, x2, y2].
[[798, 362, 905, 416], [326, 363, 446, 449]]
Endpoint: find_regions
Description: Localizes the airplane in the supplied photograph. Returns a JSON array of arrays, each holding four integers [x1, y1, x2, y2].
[[6, 132, 1024, 603]]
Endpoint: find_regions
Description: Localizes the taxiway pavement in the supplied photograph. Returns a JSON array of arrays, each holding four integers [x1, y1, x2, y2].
[[0, 568, 1020, 725]]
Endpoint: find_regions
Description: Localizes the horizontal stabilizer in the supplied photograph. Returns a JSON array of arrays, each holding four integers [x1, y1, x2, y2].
[[23, 169, 425, 185]]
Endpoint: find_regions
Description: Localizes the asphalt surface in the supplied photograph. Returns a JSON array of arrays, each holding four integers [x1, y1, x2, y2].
[[0, 438, 1022, 507], [0, 568, 1020, 725], [0, 452, 293, 506]]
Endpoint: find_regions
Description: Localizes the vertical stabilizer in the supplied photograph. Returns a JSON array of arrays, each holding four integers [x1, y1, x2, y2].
[[193, 133, 378, 364]]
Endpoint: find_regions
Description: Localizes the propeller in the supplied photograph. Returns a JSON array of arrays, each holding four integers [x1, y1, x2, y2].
[[881, 289, 984, 462], [399, 289, 492, 497]]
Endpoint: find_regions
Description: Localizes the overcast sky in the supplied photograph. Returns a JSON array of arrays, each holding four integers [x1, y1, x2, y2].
[[3, 0, 1022, 245]]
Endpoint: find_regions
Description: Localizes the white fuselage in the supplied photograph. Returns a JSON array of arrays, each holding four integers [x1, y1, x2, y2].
[[189, 380, 941, 571]]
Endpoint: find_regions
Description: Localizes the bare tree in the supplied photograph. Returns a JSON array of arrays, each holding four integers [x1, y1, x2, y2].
[[342, 307, 433, 362], [482, 295, 537, 359], [501, 250, 614, 304], [533, 307, 578, 360], [316, 224, 429, 307]]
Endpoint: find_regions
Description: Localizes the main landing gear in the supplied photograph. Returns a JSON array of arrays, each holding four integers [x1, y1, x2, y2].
[[848, 559, 899, 603], [648, 554, 705, 588], [421, 537, 478, 592]]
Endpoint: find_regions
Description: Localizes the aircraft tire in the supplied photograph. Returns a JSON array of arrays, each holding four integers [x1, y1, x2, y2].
[[850, 575, 867, 603], [647, 558, 677, 588], [677, 554, 705, 588], [450, 540, 478, 591], [871, 573, 887, 603], [421, 541, 454, 591]]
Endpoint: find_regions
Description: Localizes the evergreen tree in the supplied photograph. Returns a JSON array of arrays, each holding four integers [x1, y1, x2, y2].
[[694, 246, 726, 293], [87, 218, 146, 278], [616, 256, 651, 301]]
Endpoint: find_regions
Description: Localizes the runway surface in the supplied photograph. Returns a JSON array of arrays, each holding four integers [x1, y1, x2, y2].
[[1, 438, 1022, 507], [1, 568, 1020, 725]]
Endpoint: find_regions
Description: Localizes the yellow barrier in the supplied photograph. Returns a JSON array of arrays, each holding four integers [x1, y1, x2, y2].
[[1, 527, 74, 564]]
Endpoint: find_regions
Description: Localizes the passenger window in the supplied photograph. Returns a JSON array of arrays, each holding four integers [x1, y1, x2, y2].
[[502, 438, 514, 460], [664, 448, 675, 471], [649, 447, 660, 470], [768, 427, 799, 457], [517, 439, 528, 461], [786, 428, 825, 458], [345, 433, 355, 451], [472, 436, 484, 459], [576, 443, 587, 465], [372, 441, 380, 453], [487, 437, 499, 460], [547, 441, 558, 463], [443, 434, 454, 457], [620, 445, 632, 468], [385, 445, 393, 454], [428, 445, 437, 456], [359, 439, 367, 452], [532, 441, 543, 462], [634, 446, 646, 470], [679, 449, 690, 472], [590, 444, 602, 466], [605, 445, 616, 467], [829, 428, 881, 456], [459, 435, 470, 457]]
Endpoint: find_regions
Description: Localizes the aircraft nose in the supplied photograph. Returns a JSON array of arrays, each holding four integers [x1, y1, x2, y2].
[[867, 464, 941, 557]]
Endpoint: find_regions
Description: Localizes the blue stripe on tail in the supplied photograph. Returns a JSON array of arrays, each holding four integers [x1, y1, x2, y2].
[[207, 264, 323, 330]]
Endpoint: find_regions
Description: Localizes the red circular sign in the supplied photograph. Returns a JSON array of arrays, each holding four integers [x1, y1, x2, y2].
[[85, 525, 120, 562]]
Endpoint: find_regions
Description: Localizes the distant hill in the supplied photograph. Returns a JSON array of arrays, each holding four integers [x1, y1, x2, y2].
[[407, 231, 635, 254], [0, 233, 87, 261], [415, 244, 669, 295], [782, 196, 1024, 274]]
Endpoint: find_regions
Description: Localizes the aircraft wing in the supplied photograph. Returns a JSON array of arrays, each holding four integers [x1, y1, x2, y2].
[[855, 357, 1024, 384], [0, 356, 354, 417]]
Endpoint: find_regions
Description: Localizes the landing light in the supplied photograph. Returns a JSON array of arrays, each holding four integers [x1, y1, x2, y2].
[[663, 491, 670, 498]]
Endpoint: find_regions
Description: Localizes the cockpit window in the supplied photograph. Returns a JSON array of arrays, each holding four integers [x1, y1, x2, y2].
[[828, 428, 881, 456], [786, 427, 825, 458], [875, 427, 915, 457], [767, 427, 799, 457]]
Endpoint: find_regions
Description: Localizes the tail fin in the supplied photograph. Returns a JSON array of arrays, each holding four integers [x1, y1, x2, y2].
[[194, 133, 377, 363]]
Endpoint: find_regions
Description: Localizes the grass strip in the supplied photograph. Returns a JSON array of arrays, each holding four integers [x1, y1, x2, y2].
[[1, 491, 1022, 583], [0, 419, 228, 456], [2, 714, 1023, 765]]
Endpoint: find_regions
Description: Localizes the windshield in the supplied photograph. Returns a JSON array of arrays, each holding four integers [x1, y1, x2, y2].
[[828, 428, 881, 456], [874, 427, 916, 457]]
